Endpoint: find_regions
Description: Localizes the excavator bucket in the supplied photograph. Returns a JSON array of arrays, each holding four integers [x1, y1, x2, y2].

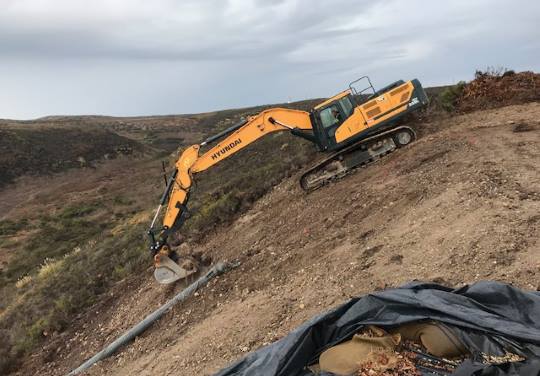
[[153, 253, 199, 284]]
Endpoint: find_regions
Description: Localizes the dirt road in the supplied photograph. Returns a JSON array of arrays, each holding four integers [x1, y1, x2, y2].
[[18, 103, 540, 375]]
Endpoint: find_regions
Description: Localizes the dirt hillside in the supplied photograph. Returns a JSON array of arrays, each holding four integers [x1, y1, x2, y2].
[[0, 91, 341, 373], [16, 101, 540, 375]]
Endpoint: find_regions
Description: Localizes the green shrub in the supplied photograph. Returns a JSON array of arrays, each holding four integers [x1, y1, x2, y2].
[[3, 205, 104, 282], [112, 195, 135, 206], [440, 81, 466, 112], [0, 219, 29, 236], [0, 222, 149, 373], [12, 316, 51, 355], [59, 204, 97, 219]]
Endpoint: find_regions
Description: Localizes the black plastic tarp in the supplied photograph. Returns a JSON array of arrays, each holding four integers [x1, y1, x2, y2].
[[215, 281, 540, 376]]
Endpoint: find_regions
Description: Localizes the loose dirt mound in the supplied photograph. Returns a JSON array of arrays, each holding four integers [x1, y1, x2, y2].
[[457, 70, 540, 112], [15, 102, 540, 376]]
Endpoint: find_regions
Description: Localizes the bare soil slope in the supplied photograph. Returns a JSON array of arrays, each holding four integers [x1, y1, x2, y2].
[[18, 102, 540, 375]]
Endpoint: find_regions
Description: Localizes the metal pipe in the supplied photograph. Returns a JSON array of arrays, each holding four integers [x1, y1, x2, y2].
[[67, 261, 237, 375]]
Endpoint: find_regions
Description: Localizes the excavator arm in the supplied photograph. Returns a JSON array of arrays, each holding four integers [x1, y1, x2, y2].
[[148, 108, 313, 283]]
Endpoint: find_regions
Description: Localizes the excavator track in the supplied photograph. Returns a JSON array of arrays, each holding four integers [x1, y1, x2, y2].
[[300, 126, 416, 192]]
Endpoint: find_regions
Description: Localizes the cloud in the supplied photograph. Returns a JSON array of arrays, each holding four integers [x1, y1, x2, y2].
[[0, 0, 378, 61], [0, 0, 539, 118]]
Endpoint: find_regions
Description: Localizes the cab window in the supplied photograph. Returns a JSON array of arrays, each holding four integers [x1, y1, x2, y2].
[[339, 96, 354, 117], [319, 105, 341, 129]]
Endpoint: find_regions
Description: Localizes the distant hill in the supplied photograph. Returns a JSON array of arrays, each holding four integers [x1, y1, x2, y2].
[[0, 125, 146, 187]]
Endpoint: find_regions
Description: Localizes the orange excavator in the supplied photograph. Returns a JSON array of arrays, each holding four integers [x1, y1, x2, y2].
[[148, 77, 428, 283]]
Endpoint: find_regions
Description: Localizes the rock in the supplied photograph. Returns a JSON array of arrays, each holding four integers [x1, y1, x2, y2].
[[76, 156, 87, 166], [178, 242, 190, 253], [512, 122, 534, 133]]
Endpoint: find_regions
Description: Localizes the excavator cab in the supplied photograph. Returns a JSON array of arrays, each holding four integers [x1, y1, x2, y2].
[[310, 76, 428, 152], [311, 94, 356, 150]]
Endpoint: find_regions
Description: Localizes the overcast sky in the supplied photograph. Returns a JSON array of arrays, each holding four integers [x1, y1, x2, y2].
[[1, 0, 539, 119]]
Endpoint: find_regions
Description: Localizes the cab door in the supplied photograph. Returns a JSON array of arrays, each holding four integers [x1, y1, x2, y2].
[[313, 96, 355, 151]]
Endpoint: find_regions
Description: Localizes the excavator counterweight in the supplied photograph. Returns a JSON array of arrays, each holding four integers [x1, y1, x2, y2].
[[148, 76, 428, 283]]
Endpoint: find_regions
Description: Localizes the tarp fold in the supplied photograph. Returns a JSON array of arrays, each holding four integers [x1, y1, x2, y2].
[[215, 281, 540, 376]]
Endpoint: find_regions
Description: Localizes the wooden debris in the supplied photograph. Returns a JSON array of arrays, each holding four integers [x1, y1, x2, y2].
[[356, 350, 420, 376], [457, 70, 540, 112], [481, 352, 526, 365]]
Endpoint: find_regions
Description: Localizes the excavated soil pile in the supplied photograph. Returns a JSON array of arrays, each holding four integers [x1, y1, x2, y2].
[[457, 71, 540, 112]]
